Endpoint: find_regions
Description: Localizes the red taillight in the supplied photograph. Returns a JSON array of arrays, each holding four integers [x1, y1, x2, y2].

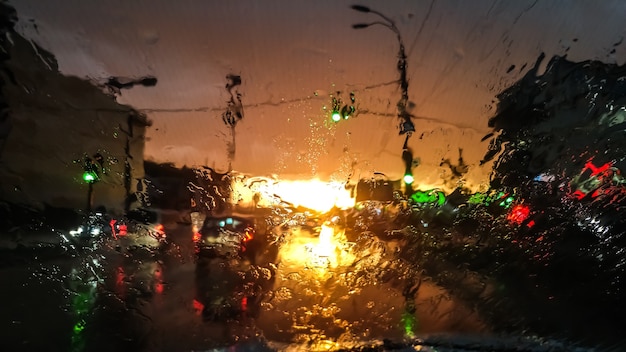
[[192, 232, 201, 243], [154, 267, 163, 294], [241, 296, 248, 312], [109, 219, 118, 238], [242, 227, 254, 243], [115, 267, 125, 286], [153, 224, 166, 238], [155, 282, 164, 294], [115, 266, 126, 299], [192, 299, 204, 315], [584, 160, 612, 176], [507, 204, 530, 224], [241, 227, 254, 252]]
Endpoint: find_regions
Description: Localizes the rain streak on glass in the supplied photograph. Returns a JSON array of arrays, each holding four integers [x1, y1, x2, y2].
[[2, 1, 626, 352]]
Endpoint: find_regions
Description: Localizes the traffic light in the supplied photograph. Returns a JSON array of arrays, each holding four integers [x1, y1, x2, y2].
[[329, 92, 356, 123], [82, 171, 97, 183], [499, 195, 515, 208], [82, 156, 100, 184], [341, 104, 355, 120]]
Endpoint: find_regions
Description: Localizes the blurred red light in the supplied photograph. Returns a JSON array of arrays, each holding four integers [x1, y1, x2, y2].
[[584, 160, 612, 176], [242, 227, 254, 242], [572, 190, 586, 200], [192, 299, 204, 315], [115, 266, 126, 299], [109, 219, 117, 238], [507, 204, 530, 224]]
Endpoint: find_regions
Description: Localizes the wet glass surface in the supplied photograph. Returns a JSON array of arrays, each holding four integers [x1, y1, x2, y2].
[[2, 187, 625, 351], [1, 1, 626, 351]]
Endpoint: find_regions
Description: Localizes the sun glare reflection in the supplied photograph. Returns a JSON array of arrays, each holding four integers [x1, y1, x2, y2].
[[279, 223, 355, 276], [231, 176, 355, 213], [315, 225, 335, 258]]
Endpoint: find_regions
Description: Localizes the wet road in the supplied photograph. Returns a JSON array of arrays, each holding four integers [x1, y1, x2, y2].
[[1, 216, 489, 351]]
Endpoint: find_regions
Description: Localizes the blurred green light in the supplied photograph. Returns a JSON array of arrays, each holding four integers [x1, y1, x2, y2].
[[73, 320, 85, 334], [468, 193, 486, 204], [436, 192, 446, 206], [410, 190, 446, 206], [331, 111, 341, 122], [411, 191, 431, 203], [403, 174, 414, 185], [401, 311, 417, 338], [499, 196, 515, 208], [83, 172, 96, 183]]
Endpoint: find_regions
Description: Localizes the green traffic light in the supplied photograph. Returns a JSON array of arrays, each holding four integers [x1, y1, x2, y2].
[[331, 111, 342, 122], [401, 310, 417, 337], [83, 171, 96, 183], [73, 320, 86, 334], [499, 196, 514, 208], [403, 174, 414, 185]]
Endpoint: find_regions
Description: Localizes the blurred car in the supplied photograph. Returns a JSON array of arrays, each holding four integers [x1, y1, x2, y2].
[[62, 209, 167, 253], [193, 214, 258, 259], [194, 213, 277, 320], [110, 219, 167, 251]]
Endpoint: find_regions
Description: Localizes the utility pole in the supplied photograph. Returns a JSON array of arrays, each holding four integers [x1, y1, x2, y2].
[[352, 4, 417, 195], [351, 5, 415, 136]]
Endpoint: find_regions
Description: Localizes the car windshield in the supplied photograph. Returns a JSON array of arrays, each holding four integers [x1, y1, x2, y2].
[[1, 1, 625, 351]]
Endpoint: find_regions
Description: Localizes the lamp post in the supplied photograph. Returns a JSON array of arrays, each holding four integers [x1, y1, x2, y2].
[[351, 5, 415, 136], [352, 4, 416, 195]]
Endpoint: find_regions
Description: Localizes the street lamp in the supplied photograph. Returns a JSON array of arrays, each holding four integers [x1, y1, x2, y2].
[[351, 4, 415, 136], [353, 5, 417, 193]]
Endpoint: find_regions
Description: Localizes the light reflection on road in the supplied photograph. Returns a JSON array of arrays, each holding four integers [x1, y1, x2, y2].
[[260, 223, 486, 346], [2, 213, 488, 351]]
